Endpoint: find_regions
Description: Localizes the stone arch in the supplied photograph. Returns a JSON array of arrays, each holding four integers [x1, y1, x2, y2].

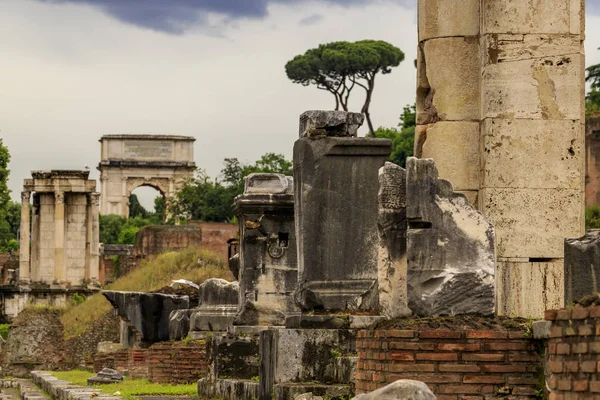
[[98, 135, 196, 219]]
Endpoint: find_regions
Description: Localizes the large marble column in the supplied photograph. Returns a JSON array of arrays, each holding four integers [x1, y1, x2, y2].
[[54, 191, 66, 282], [87, 192, 100, 284], [30, 193, 40, 281], [19, 191, 31, 282]]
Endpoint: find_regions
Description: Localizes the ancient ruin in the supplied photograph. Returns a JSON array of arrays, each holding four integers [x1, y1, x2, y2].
[[98, 134, 195, 218], [19, 170, 100, 286], [416, 0, 585, 317]]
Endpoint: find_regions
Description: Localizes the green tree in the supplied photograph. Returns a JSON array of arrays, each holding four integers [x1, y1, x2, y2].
[[286, 40, 404, 136], [128, 193, 149, 219], [154, 196, 164, 220], [374, 104, 416, 168], [0, 140, 15, 250], [170, 153, 292, 222]]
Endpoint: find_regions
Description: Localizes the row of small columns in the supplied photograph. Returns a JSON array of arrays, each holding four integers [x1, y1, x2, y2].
[[18, 191, 100, 284]]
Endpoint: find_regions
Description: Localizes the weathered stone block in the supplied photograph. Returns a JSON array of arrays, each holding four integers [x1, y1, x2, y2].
[[293, 135, 391, 311], [482, 55, 582, 121], [482, 119, 583, 189], [418, 0, 479, 41], [481, 0, 574, 34], [299, 110, 364, 138], [168, 309, 193, 340], [352, 379, 436, 400], [565, 231, 600, 303], [377, 162, 410, 319], [244, 173, 293, 195], [419, 121, 480, 192], [419, 37, 480, 123], [260, 329, 356, 400], [482, 34, 581, 65], [481, 188, 583, 258], [496, 259, 564, 318], [190, 279, 238, 332], [406, 157, 495, 316]]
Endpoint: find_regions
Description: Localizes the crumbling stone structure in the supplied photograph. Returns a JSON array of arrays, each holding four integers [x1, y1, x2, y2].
[[98, 134, 195, 218], [19, 170, 100, 286], [417, 0, 585, 317]]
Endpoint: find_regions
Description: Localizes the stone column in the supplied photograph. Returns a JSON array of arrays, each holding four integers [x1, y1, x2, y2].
[[481, 0, 585, 317], [19, 191, 31, 283], [54, 191, 66, 282], [30, 193, 40, 281], [415, 0, 481, 206], [293, 111, 391, 311], [87, 192, 100, 285]]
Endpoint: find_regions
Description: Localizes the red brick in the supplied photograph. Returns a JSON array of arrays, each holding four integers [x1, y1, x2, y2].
[[557, 342, 571, 354], [548, 342, 557, 354], [572, 307, 590, 320], [545, 309, 558, 321], [390, 352, 414, 361], [414, 374, 461, 383], [438, 385, 482, 394], [436, 396, 458, 400], [579, 325, 594, 336], [508, 331, 527, 339], [590, 342, 600, 353], [589, 306, 600, 318], [508, 352, 539, 362], [596, 324, 600, 335], [484, 342, 528, 351], [573, 380, 589, 392], [388, 364, 435, 373], [581, 360, 597, 373], [565, 327, 577, 336], [415, 353, 458, 361], [438, 364, 481, 373], [465, 330, 507, 339], [557, 309, 572, 320], [549, 394, 563, 400], [512, 387, 537, 396], [550, 326, 564, 338], [590, 380, 600, 392], [573, 342, 589, 354], [463, 375, 505, 384], [419, 330, 462, 339], [461, 353, 504, 362], [482, 364, 526, 373], [507, 377, 540, 385], [565, 360, 579, 373], [389, 342, 435, 351], [547, 376, 558, 390], [387, 330, 415, 338], [557, 379, 572, 391], [438, 343, 480, 352]]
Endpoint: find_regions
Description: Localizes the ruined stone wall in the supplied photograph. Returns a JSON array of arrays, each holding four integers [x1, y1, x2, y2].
[[64, 311, 120, 368], [355, 328, 542, 398], [545, 305, 600, 398], [134, 225, 202, 258], [93, 341, 207, 384], [417, 0, 586, 317], [188, 222, 238, 262]]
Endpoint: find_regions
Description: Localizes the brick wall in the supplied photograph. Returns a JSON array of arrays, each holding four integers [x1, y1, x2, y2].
[[545, 305, 600, 399], [93, 341, 206, 384], [355, 329, 542, 399]]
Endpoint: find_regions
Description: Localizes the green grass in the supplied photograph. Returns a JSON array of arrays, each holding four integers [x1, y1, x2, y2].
[[61, 247, 234, 339], [50, 371, 198, 400]]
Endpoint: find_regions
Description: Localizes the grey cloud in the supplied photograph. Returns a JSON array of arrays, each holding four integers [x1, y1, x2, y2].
[[299, 13, 323, 26], [37, 0, 414, 34]]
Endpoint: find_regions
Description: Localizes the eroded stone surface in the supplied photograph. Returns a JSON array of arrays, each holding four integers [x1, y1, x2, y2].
[[244, 173, 293, 195], [299, 110, 364, 138], [406, 157, 495, 316], [294, 133, 391, 311], [352, 379, 437, 400], [377, 162, 411, 318], [87, 368, 123, 385], [189, 279, 239, 332], [418, 0, 479, 41], [565, 231, 600, 304]]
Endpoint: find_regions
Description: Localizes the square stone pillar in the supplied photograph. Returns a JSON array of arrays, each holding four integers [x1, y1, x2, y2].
[[87, 193, 100, 285], [54, 191, 66, 282], [233, 173, 297, 326], [293, 110, 392, 311], [19, 191, 31, 283]]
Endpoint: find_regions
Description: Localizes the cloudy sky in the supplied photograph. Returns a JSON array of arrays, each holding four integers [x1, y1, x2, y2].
[[2, 0, 600, 209]]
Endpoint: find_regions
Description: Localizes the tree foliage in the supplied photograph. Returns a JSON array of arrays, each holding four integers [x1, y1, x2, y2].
[[586, 51, 600, 116], [169, 153, 292, 222], [0, 140, 17, 251], [374, 104, 416, 168], [99, 215, 158, 245], [286, 40, 404, 136]]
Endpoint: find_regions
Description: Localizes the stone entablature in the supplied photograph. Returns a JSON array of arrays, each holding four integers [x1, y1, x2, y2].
[[98, 134, 195, 218], [20, 169, 100, 286]]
